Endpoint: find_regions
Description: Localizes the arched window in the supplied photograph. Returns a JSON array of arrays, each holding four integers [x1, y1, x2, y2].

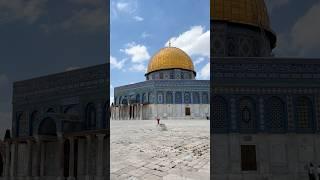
[[17, 112, 27, 137], [149, 93, 154, 103], [86, 103, 96, 129], [143, 93, 148, 103], [122, 98, 128, 105], [38, 118, 57, 136], [159, 72, 164, 79], [266, 97, 286, 132], [157, 92, 164, 104], [296, 96, 313, 131], [184, 92, 191, 104], [212, 96, 228, 131], [166, 92, 173, 104], [30, 111, 39, 136], [170, 71, 174, 79], [175, 92, 182, 104], [136, 94, 141, 104], [193, 92, 200, 104], [239, 97, 257, 132], [181, 72, 184, 79], [202, 92, 209, 104]]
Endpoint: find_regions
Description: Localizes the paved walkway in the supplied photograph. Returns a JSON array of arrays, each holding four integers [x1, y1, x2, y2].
[[110, 120, 210, 180]]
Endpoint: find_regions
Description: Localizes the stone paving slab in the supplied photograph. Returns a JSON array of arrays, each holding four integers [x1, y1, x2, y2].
[[110, 120, 210, 180]]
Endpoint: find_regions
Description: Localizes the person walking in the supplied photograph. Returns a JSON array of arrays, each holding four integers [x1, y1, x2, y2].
[[308, 163, 315, 180], [156, 117, 160, 125]]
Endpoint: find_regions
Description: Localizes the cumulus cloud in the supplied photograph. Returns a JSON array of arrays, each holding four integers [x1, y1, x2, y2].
[[291, 2, 320, 53], [60, 5, 106, 32], [110, 56, 126, 70], [165, 26, 210, 58], [133, 16, 144, 22], [0, 0, 47, 24], [121, 42, 150, 63], [111, 0, 143, 21], [274, 1, 320, 57], [129, 63, 146, 72], [265, 0, 290, 13], [141, 32, 151, 38], [194, 57, 206, 65], [198, 63, 210, 80]]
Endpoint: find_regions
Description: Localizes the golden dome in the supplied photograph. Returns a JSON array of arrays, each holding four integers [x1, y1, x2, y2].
[[146, 47, 195, 75], [211, 0, 271, 31]]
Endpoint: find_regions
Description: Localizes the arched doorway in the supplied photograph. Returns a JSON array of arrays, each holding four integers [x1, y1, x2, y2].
[[37, 118, 58, 177], [38, 118, 57, 136]]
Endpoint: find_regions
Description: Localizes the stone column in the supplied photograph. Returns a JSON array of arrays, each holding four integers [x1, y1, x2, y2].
[[135, 105, 138, 120], [4, 141, 10, 178], [56, 134, 65, 180], [32, 138, 41, 180], [26, 140, 33, 180], [10, 141, 17, 178], [128, 104, 131, 120], [96, 134, 105, 180], [140, 104, 143, 120], [85, 135, 92, 180], [119, 105, 122, 120], [68, 137, 75, 180], [40, 141, 45, 177]]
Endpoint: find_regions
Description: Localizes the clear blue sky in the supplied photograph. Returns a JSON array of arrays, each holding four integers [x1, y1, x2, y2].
[[110, 0, 211, 103]]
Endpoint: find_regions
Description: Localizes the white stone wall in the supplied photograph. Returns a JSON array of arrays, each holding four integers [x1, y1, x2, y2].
[[147, 104, 210, 120], [213, 134, 320, 180], [16, 144, 28, 177], [111, 104, 210, 120]]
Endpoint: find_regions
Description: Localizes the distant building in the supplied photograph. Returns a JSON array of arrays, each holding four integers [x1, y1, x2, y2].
[[0, 64, 108, 180], [111, 46, 210, 120], [212, 0, 320, 179]]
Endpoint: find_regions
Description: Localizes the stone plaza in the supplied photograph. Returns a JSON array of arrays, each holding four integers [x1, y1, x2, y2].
[[110, 120, 210, 180]]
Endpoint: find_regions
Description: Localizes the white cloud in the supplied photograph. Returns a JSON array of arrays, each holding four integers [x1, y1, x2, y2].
[[198, 63, 210, 80], [194, 57, 206, 65], [133, 16, 144, 21], [59, 5, 106, 32], [116, 2, 132, 13], [110, 55, 126, 69], [165, 26, 210, 58], [291, 2, 320, 53], [121, 42, 150, 63], [0, 0, 48, 24], [111, 0, 139, 20], [273, 2, 320, 57], [141, 32, 151, 38], [129, 63, 146, 72], [265, 0, 289, 13]]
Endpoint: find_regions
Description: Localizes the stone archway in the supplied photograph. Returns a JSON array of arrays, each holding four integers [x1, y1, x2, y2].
[[38, 118, 57, 136]]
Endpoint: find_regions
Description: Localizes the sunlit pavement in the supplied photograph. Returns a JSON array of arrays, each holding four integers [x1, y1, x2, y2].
[[110, 120, 210, 180]]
